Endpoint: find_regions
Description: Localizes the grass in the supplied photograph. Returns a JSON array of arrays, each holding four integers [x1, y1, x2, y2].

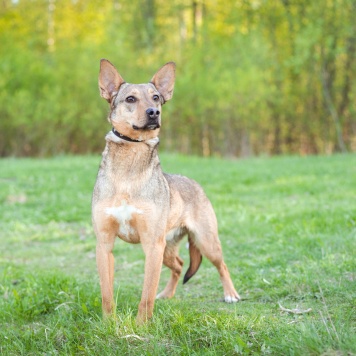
[[0, 153, 355, 355]]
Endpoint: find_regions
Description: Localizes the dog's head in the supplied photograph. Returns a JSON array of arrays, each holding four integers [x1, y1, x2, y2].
[[99, 59, 175, 142]]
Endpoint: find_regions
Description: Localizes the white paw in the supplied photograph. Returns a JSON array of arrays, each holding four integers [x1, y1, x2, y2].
[[224, 295, 240, 303], [156, 292, 170, 300]]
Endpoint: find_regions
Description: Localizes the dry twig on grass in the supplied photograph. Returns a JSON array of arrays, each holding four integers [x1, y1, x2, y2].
[[278, 303, 312, 315], [119, 334, 148, 341]]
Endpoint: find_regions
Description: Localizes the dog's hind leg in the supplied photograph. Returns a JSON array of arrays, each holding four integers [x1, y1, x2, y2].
[[156, 242, 184, 299], [192, 229, 240, 303]]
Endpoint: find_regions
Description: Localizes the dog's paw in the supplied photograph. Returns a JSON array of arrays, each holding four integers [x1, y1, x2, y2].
[[224, 293, 241, 303], [156, 291, 171, 300]]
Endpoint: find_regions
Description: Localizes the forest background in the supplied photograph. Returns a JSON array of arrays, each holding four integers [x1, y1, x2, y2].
[[0, 0, 355, 157]]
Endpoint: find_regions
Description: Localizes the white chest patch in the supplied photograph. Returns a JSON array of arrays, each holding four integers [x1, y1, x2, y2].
[[105, 200, 143, 237]]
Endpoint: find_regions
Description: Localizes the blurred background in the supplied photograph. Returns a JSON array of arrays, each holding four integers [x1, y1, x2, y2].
[[0, 0, 355, 157]]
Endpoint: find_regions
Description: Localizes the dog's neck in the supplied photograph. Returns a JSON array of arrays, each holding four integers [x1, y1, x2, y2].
[[106, 129, 160, 147], [111, 128, 142, 143], [101, 129, 161, 178]]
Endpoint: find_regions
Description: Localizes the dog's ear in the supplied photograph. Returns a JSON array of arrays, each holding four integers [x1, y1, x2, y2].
[[99, 59, 125, 102], [150, 62, 176, 102]]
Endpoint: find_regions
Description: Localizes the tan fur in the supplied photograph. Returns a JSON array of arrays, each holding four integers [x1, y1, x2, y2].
[[92, 59, 240, 323]]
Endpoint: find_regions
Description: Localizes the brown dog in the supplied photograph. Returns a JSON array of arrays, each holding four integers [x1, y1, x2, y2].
[[92, 59, 240, 323]]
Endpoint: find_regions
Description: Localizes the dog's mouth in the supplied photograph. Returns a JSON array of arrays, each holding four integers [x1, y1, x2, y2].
[[133, 123, 160, 131]]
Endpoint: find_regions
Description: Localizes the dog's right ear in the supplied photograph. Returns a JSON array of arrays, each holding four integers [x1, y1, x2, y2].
[[99, 59, 125, 102]]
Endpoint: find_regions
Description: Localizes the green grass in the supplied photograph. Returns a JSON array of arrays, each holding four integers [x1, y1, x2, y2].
[[0, 153, 355, 355]]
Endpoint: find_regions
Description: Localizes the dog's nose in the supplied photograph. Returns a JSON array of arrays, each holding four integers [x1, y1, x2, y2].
[[146, 108, 160, 120]]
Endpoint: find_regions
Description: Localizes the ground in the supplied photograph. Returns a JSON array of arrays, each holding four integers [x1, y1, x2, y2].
[[0, 153, 355, 355]]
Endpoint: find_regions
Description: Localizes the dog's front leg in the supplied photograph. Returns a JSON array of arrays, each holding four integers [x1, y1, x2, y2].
[[137, 239, 166, 323], [96, 241, 115, 316]]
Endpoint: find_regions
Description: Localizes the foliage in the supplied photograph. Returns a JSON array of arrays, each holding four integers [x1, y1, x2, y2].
[[0, 0, 355, 157], [0, 153, 355, 354]]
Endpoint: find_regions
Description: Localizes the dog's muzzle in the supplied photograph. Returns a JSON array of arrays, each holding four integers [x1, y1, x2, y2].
[[145, 122, 160, 130], [133, 108, 161, 130], [146, 107, 160, 129], [133, 122, 161, 130]]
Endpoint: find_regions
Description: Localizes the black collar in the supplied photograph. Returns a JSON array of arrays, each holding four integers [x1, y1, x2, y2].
[[112, 128, 142, 142]]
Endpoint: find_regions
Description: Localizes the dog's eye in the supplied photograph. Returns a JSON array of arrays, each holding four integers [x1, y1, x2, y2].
[[125, 96, 136, 103], [153, 95, 159, 101]]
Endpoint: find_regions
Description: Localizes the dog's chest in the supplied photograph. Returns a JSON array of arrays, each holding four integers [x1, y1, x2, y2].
[[105, 200, 143, 243]]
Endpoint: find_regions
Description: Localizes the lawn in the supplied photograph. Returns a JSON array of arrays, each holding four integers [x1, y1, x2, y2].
[[0, 153, 355, 355]]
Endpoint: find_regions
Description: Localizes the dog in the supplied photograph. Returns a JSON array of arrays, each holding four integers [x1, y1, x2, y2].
[[92, 59, 240, 323]]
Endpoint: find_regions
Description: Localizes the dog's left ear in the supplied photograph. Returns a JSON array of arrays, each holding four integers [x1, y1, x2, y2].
[[150, 62, 176, 102]]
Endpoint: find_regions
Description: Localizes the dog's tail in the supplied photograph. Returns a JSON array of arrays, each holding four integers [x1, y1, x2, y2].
[[183, 235, 202, 284]]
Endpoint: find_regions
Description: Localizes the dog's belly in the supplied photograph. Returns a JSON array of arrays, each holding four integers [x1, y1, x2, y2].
[[165, 227, 185, 242]]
